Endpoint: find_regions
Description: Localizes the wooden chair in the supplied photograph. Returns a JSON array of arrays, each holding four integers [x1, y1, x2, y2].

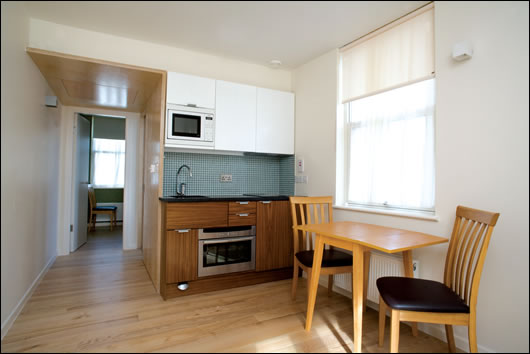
[[88, 184, 117, 231], [289, 196, 353, 301], [377, 205, 500, 353]]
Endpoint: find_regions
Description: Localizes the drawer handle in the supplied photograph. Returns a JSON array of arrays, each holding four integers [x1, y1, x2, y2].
[[177, 229, 190, 233], [238, 213, 249, 217], [238, 201, 249, 205], [261, 201, 271, 204]]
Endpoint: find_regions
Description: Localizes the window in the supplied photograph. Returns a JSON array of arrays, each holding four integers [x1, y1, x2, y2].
[[91, 138, 125, 188], [338, 4, 435, 214]]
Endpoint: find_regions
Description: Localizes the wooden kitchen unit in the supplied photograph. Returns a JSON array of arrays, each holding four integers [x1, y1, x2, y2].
[[160, 199, 293, 299]]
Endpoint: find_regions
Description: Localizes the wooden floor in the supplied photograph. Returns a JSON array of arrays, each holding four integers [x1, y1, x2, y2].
[[2, 227, 455, 353]]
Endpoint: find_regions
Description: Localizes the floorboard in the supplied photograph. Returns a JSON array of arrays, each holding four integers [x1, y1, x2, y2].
[[1, 227, 459, 353]]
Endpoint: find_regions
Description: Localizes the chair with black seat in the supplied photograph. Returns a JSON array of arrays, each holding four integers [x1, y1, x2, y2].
[[88, 184, 117, 231], [289, 196, 353, 301], [377, 205, 500, 353]]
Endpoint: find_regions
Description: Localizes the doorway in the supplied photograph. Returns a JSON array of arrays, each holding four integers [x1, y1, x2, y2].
[[68, 107, 144, 254], [71, 113, 126, 251]]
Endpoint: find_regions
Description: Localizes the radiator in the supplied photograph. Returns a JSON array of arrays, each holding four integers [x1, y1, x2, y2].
[[94, 202, 123, 224], [333, 251, 419, 303]]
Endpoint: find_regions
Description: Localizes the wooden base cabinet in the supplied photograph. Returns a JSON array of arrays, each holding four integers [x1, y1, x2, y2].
[[166, 229, 198, 283], [256, 201, 293, 271]]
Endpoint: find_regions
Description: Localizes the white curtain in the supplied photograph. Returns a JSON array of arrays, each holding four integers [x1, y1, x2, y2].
[[347, 78, 435, 211], [341, 6, 434, 103], [92, 138, 125, 187]]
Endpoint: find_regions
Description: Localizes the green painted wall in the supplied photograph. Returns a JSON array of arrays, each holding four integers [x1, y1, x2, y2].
[[92, 116, 125, 140], [94, 188, 123, 203]]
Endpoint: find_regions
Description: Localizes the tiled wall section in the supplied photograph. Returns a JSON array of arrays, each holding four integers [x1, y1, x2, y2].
[[163, 152, 294, 196], [279, 155, 295, 195]]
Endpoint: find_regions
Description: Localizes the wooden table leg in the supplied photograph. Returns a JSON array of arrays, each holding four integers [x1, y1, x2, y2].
[[353, 244, 365, 353], [402, 250, 418, 336], [363, 250, 371, 312], [305, 234, 324, 331]]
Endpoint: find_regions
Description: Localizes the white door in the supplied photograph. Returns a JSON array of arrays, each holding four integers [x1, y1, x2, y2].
[[71, 115, 91, 252], [215, 80, 257, 152], [256, 88, 295, 154]]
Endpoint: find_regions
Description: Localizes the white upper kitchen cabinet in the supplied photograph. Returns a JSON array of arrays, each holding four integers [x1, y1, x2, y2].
[[167, 72, 215, 109], [215, 80, 257, 152], [256, 88, 294, 155]]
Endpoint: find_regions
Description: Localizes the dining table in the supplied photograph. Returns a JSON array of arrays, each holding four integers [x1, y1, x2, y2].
[[294, 221, 448, 353]]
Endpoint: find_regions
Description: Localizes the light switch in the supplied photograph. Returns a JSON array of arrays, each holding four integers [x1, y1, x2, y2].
[[296, 158, 304, 173]]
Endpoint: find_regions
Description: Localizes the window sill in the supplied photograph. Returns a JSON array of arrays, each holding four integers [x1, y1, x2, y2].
[[333, 204, 439, 221]]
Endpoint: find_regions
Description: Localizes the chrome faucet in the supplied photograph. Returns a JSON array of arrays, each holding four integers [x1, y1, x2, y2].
[[176, 164, 192, 195]]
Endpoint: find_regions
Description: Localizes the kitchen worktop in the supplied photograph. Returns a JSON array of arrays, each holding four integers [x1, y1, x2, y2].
[[159, 194, 290, 202]]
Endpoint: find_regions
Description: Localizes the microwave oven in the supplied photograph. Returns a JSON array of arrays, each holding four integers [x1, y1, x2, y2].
[[165, 103, 215, 148]]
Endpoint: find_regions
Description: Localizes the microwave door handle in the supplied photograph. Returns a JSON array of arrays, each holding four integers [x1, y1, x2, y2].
[[202, 236, 254, 245]]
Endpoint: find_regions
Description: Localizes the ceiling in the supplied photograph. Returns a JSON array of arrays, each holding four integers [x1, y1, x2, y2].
[[24, 1, 428, 69]]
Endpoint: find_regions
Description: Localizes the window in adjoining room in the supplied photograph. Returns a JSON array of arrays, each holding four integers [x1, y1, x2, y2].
[[92, 138, 125, 188], [90, 116, 126, 188]]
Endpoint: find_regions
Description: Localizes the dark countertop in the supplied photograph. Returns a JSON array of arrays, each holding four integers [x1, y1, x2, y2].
[[159, 194, 291, 202]]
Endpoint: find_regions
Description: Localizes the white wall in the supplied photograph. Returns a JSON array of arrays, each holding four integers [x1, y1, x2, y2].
[[293, 1, 529, 352], [1, 2, 62, 337], [58, 107, 143, 255], [28, 18, 292, 92]]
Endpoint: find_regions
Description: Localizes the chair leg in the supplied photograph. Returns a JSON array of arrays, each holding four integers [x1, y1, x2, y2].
[[307, 271, 312, 301], [291, 263, 299, 300], [445, 324, 456, 353], [327, 275, 334, 296], [379, 298, 387, 347], [390, 309, 400, 353], [110, 212, 114, 231], [469, 314, 478, 353]]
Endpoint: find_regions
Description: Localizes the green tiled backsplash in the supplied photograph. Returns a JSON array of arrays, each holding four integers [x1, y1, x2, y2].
[[163, 152, 294, 196]]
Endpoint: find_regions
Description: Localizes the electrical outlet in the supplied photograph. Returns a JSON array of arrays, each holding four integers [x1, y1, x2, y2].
[[295, 175, 308, 184], [220, 174, 232, 182]]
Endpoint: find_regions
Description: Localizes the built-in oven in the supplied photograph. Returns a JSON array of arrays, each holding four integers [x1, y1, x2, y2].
[[166, 103, 215, 148], [198, 226, 256, 277]]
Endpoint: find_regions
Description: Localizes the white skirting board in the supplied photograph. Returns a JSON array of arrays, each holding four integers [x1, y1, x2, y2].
[[1, 255, 56, 340]]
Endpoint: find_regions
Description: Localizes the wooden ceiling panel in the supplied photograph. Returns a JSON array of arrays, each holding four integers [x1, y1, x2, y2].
[[62, 79, 138, 108], [27, 48, 164, 112]]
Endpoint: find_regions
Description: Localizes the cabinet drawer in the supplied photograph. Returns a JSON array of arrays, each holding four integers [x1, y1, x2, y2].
[[229, 201, 257, 214], [229, 212, 256, 226], [167, 202, 228, 229]]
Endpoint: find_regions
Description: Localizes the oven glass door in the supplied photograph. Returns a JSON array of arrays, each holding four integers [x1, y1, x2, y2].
[[171, 112, 201, 138], [204, 239, 252, 267], [198, 236, 255, 277]]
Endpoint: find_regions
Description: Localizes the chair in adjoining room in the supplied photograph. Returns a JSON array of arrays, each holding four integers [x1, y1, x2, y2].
[[289, 196, 355, 301], [377, 205, 500, 353], [88, 184, 117, 231]]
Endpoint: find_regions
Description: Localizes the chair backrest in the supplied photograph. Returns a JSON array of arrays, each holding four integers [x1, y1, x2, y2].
[[443, 205, 500, 311], [88, 184, 96, 210], [289, 196, 333, 254]]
